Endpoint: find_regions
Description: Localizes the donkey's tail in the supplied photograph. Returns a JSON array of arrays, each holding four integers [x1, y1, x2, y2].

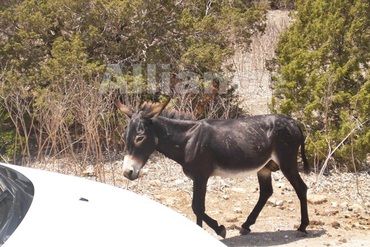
[[299, 126, 310, 174]]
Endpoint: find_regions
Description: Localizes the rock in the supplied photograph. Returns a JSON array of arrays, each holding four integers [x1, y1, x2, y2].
[[165, 198, 175, 206], [231, 187, 247, 193], [352, 222, 365, 229], [276, 182, 286, 188], [276, 200, 284, 206], [267, 197, 276, 206], [331, 221, 340, 229], [331, 201, 338, 208], [267, 198, 284, 207], [233, 207, 242, 214], [83, 165, 95, 177], [149, 179, 162, 187], [250, 187, 258, 193], [288, 207, 295, 212], [338, 238, 347, 244], [174, 179, 184, 184], [324, 210, 339, 216], [349, 203, 363, 213], [340, 202, 349, 209], [307, 194, 328, 205], [310, 220, 325, 226], [140, 168, 149, 177], [225, 214, 238, 223], [272, 172, 284, 181], [153, 194, 163, 201]]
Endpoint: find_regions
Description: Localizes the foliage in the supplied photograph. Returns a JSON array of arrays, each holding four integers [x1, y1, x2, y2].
[[0, 106, 19, 161], [271, 0, 370, 170], [0, 0, 268, 164], [269, 0, 296, 10]]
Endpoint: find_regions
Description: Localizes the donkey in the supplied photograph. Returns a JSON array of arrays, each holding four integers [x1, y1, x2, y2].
[[115, 99, 310, 238]]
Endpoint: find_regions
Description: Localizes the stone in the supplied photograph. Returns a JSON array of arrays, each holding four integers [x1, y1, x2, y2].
[[140, 168, 149, 177], [225, 214, 238, 223], [349, 203, 363, 213], [231, 187, 247, 193], [307, 194, 328, 205], [267, 197, 276, 206], [233, 207, 243, 214], [331, 221, 340, 229], [83, 165, 95, 176], [338, 238, 347, 244], [149, 179, 162, 187], [276, 200, 284, 206], [276, 182, 286, 188]]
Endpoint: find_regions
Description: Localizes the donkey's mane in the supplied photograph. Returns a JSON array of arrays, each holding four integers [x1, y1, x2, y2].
[[140, 102, 195, 120]]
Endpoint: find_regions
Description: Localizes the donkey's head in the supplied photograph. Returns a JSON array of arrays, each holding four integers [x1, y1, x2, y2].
[[114, 100, 169, 180]]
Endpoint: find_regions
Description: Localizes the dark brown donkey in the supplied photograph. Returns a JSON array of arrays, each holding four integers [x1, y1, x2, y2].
[[115, 99, 310, 238]]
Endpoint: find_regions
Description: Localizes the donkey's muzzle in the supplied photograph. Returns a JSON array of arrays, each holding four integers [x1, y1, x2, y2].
[[123, 169, 137, 181], [123, 155, 142, 180]]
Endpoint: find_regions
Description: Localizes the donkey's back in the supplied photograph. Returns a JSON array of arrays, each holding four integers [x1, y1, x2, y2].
[[192, 114, 309, 177]]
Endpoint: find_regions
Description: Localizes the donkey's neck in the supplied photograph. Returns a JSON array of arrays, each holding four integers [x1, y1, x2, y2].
[[153, 117, 196, 164]]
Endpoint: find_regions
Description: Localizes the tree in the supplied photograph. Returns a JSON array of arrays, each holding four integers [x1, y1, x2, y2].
[[0, 0, 268, 164], [271, 0, 370, 170]]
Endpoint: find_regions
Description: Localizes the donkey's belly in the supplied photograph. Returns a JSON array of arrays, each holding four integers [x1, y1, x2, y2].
[[211, 166, 263, 178], [211, 153, 278, 178]]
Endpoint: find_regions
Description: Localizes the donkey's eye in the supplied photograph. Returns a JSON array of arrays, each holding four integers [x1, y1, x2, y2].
[[135, 135, 145, 144]]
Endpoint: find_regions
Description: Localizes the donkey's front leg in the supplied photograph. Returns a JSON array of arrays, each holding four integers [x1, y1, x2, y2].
[[192, 177, 226, 238]]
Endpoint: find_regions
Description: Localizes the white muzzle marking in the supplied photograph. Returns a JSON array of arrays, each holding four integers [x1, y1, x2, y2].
[[123, 155, 142, 180]]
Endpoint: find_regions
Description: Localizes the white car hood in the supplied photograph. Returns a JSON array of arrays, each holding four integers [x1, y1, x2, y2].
[[0, 163, 225, 247]]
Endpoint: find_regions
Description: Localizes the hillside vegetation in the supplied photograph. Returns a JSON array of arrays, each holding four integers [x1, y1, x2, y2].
[[270, 0, 370, 171], [0, 0, 369, 173], [0, 0, 268, 165]]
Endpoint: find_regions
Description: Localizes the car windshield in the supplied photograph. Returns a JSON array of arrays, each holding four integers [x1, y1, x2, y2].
[[0, 165, 34, 245]]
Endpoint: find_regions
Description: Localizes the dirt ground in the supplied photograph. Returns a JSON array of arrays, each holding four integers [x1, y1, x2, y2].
[[35, 154, 370, 246]]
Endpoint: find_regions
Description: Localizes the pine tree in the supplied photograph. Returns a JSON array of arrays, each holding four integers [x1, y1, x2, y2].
[[272, 0, 370, 170]]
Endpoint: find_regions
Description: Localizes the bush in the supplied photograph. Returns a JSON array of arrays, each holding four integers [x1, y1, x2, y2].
[[0, 0, 267, 167], [271, 0, 370, 171]]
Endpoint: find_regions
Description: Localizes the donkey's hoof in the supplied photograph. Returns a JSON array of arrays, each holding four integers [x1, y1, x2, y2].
[[239, 227, 251, 235], [218, 225, 226, 239], [296, 228, 308, 237]]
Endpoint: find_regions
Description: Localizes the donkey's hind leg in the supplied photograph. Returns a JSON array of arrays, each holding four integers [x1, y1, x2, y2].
[[280, 165, 309, 234], [240, 168, 273, 234]]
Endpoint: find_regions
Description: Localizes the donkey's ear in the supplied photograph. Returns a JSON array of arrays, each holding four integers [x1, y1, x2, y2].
[[146, 98, 170, 119], [114, 99, 133, 118]]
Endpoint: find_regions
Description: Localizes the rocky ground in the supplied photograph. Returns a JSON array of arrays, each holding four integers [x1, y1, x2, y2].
[[33, 154, 370, 246]]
